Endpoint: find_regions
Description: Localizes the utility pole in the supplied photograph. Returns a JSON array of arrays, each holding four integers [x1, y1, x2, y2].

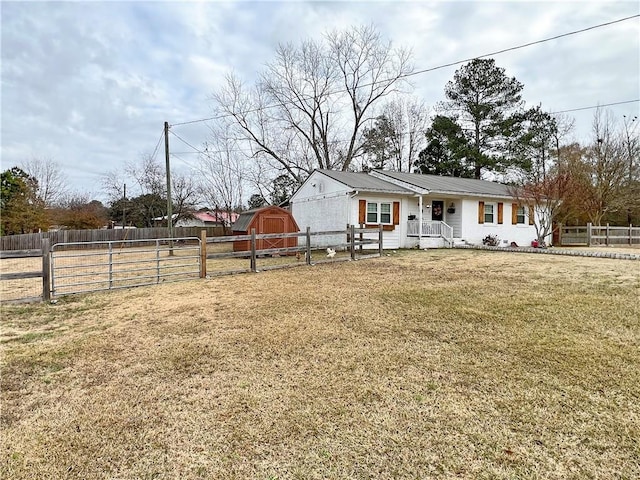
[[164, 121, 174, 254]]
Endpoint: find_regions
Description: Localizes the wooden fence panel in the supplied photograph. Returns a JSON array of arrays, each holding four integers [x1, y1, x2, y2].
[[0, 227, 226, 250], [558, 223, 640, 246]]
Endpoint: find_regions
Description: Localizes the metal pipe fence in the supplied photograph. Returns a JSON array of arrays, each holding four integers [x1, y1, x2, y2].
[[50, 238, 201, 297], [1, 225, 384, 303]]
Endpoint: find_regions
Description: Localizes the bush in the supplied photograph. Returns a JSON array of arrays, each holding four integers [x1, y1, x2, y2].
[[482, 234, 500, 246]]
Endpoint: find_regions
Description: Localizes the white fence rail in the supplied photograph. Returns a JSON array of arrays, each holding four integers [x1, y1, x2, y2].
[[407, 220, 443, 236], [407, 220, 454, 246]]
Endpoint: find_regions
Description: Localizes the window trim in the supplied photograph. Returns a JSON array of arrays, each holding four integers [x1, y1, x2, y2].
[[483, 202, 497, 224], [366, 201, 393, 225]]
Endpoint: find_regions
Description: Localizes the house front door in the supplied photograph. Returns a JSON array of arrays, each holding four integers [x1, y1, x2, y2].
[[432, 200, 444, 221]]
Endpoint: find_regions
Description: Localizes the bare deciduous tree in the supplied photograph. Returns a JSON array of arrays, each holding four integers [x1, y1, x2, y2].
[[171, 173, 201, 223], [510, 167, 575, 245], [102, 154, 197, 227], [583, 108, 629, 226], [197, 122, 248, 229], [126, 154, 166, 197], [362, 96, 429, 171], [20, 157, 68, 207], [508, 110, 576, 244], [621, 114, 640, 224], [213, 25, 413, 183]]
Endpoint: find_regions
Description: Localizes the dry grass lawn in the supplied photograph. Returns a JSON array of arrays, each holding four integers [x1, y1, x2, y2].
[[1, 249, 639, 479]]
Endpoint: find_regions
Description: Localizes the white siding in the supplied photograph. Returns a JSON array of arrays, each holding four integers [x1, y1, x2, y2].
[[443, 200, 462, 238], [291, 171, 554, 249], [404, 196, 462, 239], [349, 194, 409, 249], [290, 171, 351, 248], [459, 198, 546, 246]]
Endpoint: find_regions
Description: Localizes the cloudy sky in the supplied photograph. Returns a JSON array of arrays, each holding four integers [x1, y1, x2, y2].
[[1, 0, 639, 202]]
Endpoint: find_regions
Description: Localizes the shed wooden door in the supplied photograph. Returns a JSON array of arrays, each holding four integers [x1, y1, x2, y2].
[[260, 215, 286, 249]]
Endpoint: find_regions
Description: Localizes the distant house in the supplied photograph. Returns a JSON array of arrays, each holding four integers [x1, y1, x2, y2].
[[153, 210, 240, 229], [290, 169, 548, 249], [175, 210, 239, 228]]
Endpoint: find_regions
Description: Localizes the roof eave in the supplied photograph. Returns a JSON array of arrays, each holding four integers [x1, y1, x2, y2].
[[353, 188, 413, 195], [430, 189, 514, 199]]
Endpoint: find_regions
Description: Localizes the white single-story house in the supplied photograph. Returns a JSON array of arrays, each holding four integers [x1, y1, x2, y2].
[[290, 169, 550, 249]]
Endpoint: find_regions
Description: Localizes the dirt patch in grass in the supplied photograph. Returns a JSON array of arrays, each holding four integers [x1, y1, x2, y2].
[[1, 249, 639, 479]]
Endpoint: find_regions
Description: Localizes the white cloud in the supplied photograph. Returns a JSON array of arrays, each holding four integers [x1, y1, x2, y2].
[[1, 0, 638, 200]]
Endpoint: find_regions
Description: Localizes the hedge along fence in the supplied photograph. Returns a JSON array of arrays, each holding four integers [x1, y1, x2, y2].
[[0, 226, 383, 303]]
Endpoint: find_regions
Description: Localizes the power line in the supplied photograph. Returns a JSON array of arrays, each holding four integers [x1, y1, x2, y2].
[[169, 97, 640, 158], [171, 114, 227, 127], [550, 99, 639, 115], [150, 127, 165, 160], [169, 130, 207, 155], [169, 14, 639, 128], [170, 129, 256, 157], [170, 153, 201, 171], [405, 14, 639, 79]]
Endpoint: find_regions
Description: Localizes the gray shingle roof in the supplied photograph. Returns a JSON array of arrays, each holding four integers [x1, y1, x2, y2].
[[374, 170, 513, 198], [232, 210, 257, 232], [317, 170, 411, 194]]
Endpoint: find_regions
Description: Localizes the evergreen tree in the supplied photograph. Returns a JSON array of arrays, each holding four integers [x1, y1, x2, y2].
[[415, 115, 474, 177], [440, 58, 526, 178], [1, 167, 47, 235]]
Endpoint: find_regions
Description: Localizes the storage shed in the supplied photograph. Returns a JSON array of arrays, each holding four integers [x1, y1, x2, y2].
[[232, 205, 300, 253]]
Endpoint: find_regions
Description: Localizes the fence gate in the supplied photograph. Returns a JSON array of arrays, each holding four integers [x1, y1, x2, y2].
[[50, 237, 201, 297]]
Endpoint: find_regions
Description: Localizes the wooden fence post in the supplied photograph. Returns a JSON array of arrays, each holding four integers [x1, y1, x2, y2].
[[605, 223, 610, 246], [587, 223, 592, 246], [41, 239, 51, 302], [200, 230, 207, 278], [305, 227, 311, 265], [379, 224, 384, 256], [350, 224, 355, 260], [250, 228, 257, 272], [558, 223, 563, 247], [630, 224, 633, 246], [359, 223, 363, 254]]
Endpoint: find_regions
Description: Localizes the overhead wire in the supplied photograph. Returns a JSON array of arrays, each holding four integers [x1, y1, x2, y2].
[[549, 99, 639, 115], [403, 14, 639, 79], [150, 128, 165, 160], [168, 14, 639, 128], [169, 129, 254, 157], [159, 14, 639, 161], [169, 130, 205, 155]]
